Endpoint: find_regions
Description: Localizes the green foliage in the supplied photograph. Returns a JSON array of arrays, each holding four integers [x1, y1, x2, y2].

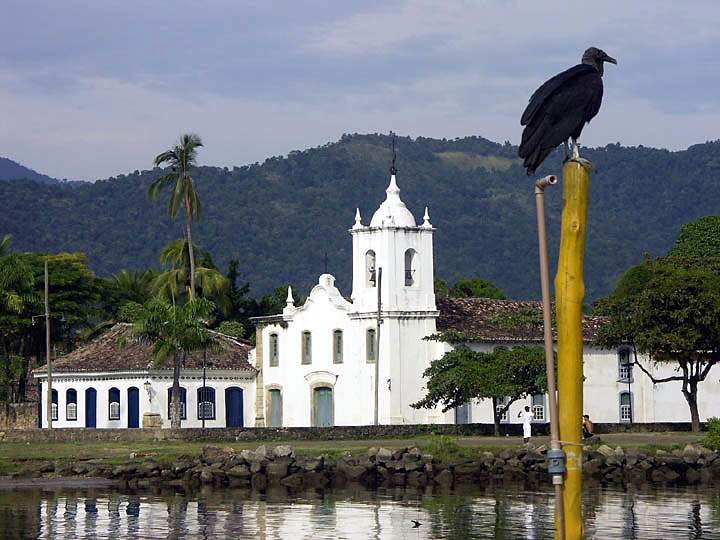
[[704, 417, 720, 451], [450, 277, 506, 299], [595, 256, 720, 431], [217, 320, 245, 339], [424, 434, 461, 460], [669, 216, 720, 258], [434, 278, 449, 298], [117, 301, 144, 322], [6, 135, 720, 301], [0, 234, 12, 257], [412, 346, 547, 424], [149, 133, 204, 220]]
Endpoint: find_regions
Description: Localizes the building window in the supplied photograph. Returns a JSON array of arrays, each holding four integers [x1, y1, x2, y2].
[[109, 387, 120, 420], [496, 396, 510, 422], [365, 250, 376, 287], [366, 328, 377, 363], [404, 249, 416, 286], [532, 394, 545, 422], [167, 387, 187, 420], [51, 389, 58, 421], [619, 392, 632, 423], [197, 387, 216, 420], [301, 331, 312, 364], [618, 348, 633, 382], [269, 333, 279, 367], [333, 330, 343, 364], [66, 389, 77, 421]]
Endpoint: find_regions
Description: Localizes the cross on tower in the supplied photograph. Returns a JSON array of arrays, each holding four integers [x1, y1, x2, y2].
[[390, 131, 397, 175]]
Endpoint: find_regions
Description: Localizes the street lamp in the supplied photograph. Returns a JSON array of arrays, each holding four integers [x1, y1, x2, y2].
[[144, 380, 152, 402]]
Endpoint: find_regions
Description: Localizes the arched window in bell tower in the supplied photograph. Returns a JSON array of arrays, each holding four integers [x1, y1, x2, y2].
[[365, 250, 376, 287], [404, 249, 417, 286]]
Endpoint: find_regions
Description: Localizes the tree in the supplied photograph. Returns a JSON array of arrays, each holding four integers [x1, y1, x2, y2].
[[595, 258, 720, 431], [153, 239, 231, 312], [434, 278, 450, 298], [412, 345, 547, 436], [149, 133, 204, 300], [0, 253, 38, 401], [669, 215, 720, 258], [0, 234, 12, 257], [127, 296, 217, 428], [450, 277, 506, 299]]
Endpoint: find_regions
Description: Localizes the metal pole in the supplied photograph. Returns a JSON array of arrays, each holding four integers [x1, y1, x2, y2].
[[374, 267, 382, 426], [44, 259, 53, 431], [202, 349, 207, 429], [535, 175, 565, 540]]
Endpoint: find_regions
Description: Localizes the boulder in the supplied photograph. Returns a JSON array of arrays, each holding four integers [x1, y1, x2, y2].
[[367, 447, 379, 458], [251, 473, 268, 490], [202, 446, 232, 464], [199, 468, 214, 484], [280, 473, 305, 488], [272, 445, 294, 459], [376, 448, 393, 462], [433, 469, 453, 487], [305, 471, 330, 488], [407, 471, 427, 487], [227, 465, 251, 478], [266, 460, 289, 482], [255, 445, 270, 461], [596, 445, 615, 458]]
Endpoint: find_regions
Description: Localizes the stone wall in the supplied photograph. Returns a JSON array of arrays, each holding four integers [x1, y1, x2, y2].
[[0, 421, 701, 443], [0, 402, 37, 430], [6, 442, 720, 488]]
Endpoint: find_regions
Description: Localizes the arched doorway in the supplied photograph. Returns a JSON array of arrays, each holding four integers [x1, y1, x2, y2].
[[225, 387, 244, 428], [85, 388, 97, 428], [312, 387, 334, 427], [127, 387, 140, 428]]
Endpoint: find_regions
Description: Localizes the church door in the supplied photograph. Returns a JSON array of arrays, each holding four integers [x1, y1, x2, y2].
[[85, 388, 97, 428], [312, 387, 334, 427], [127, 387, 140, 428], [455, 402, 471, 424], [269, 389, 282, 427], [225, 387, 244, 428]]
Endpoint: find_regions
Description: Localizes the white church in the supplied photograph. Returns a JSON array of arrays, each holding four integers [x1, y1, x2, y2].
[[36, 169, 720, 429]]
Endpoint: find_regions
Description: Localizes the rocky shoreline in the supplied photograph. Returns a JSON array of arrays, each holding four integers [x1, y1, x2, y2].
[[4, 442, 719, 489]]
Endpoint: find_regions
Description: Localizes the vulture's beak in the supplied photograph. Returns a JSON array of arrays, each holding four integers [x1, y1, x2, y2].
[[604, 55, 617, 65]]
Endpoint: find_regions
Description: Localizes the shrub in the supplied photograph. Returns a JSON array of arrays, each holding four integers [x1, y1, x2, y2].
[[425, 435, 460, 459], [704, 417, 720, 450]]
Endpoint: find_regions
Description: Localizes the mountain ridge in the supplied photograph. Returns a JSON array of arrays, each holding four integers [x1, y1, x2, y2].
[[1, 133, 720, 301]]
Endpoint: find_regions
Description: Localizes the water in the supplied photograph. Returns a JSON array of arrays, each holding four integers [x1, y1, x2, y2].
[[1, 482, 719, 539]]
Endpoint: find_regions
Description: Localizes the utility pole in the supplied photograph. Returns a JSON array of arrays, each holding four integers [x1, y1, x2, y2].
[[202, 349, 207, 429], [44, 259, 53, 431], [374, 267, 382, 426]]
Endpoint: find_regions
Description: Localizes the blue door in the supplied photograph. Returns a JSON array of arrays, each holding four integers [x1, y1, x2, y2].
[[313, 387, 333, 427], [128, 387, 140, 428], [225, 387, 244, 428], [85, 388, 97, 428]]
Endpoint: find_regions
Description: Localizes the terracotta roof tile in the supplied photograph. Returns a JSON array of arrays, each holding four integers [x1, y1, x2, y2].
[[436, 297, 605, 343], [34, 323, 255, 374]]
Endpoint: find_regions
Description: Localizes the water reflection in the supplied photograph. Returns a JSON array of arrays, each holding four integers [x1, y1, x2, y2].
[[1, 482, 719, 539]]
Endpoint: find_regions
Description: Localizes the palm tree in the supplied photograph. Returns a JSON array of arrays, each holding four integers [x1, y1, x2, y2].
[[149, 134, 204, 300], [128, 296, 217, 428], [153, 239, 231, 313], [0, 234, 12, 257], [111, 269, 155, 305]]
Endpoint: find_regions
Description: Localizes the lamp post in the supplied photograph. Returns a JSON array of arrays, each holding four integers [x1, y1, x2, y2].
[[202, 349, 207, 429]]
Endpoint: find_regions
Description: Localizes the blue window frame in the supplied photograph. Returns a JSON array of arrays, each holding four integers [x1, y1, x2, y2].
[[167, 387, 187, 420], [109, 387, 120, 420]]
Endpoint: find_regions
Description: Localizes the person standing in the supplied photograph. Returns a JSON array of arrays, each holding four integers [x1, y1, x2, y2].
[[518, 405, 535, 444], [582, 414, 594, 439]]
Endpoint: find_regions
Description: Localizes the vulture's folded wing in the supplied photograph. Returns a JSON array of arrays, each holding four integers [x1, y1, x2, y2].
[[521, 64, 597, 126]]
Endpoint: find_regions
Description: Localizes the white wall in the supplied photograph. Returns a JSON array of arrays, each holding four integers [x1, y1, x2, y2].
[[36, 371, 256, 429]]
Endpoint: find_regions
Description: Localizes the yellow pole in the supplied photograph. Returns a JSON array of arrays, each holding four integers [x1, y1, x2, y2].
[[555, 159, 590, 540]]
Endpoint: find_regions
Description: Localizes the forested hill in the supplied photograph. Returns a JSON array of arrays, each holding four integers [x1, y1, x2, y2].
[[0, 157, 62, 184], [2, 133, 720, 300]]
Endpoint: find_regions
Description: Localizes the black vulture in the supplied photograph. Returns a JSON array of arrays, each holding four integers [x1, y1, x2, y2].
[[519, 47, 617, 175]]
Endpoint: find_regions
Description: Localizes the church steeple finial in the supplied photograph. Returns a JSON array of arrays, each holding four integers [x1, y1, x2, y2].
[[390, 131, 397, 175]]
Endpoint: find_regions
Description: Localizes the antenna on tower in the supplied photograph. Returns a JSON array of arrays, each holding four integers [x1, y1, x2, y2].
[[390, 131, 397, 175]]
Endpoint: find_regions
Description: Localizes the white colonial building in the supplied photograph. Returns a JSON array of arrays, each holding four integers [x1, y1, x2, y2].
[[35, 324, 256, 429], [35, 169, 720, 429]]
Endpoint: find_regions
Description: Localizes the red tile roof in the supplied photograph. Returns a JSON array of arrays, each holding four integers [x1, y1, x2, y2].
[[436, 297, 604, 343], [34, 323, 255, 374]]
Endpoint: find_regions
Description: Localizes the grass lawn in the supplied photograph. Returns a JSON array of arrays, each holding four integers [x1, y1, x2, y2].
[[0, 432, 705, 476]]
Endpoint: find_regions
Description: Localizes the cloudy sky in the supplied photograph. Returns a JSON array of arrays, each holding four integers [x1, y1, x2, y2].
[[2, 1, 719, 180]]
